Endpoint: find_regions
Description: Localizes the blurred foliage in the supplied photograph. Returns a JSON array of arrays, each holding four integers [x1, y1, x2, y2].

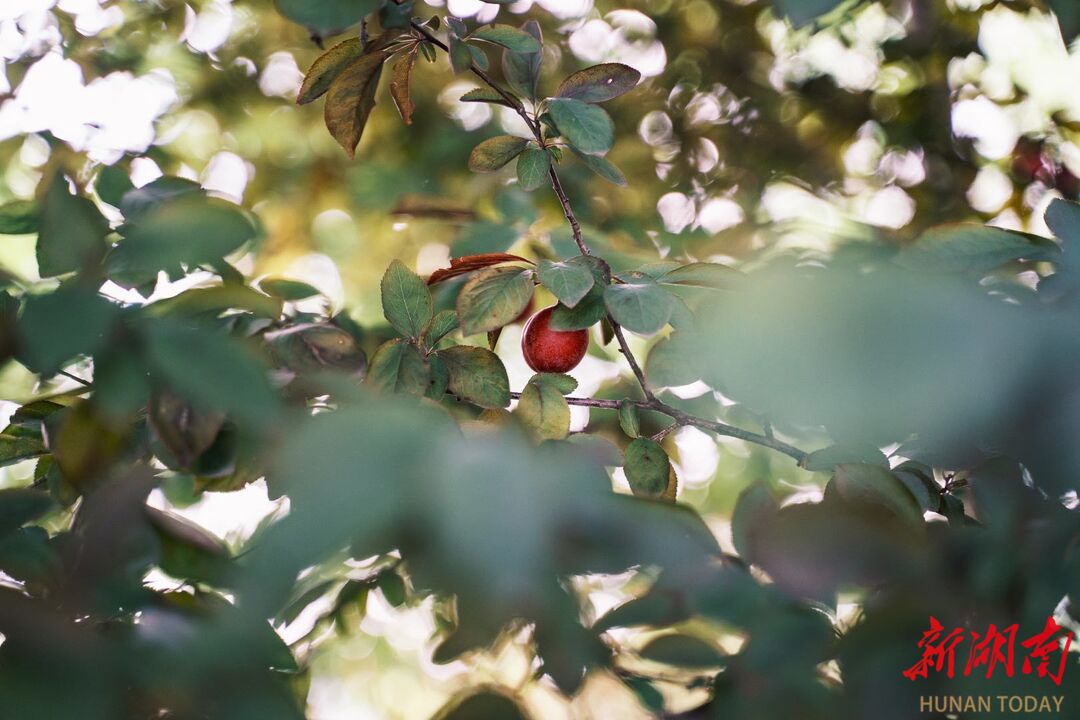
[[0, 0, 1079, 719]]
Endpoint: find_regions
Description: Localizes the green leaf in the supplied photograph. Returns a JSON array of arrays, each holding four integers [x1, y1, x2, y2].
[[459, 88, 517, 108], [468, 44, 489, 71], [645, 334, 701, 388], [118, 176, 201, 220], [502, 20, 543, 100], [456, 265, 533, 336], [149, 391, 225, 469], [379, 0, 414, 29], [659, 262, 738, 289], [381, 260, 434, 339], [148, 285, 282, 318], [571, 148, 627, 186], [730, 480, 778, 561], [37, 174, 108, 278], [297, 37, 363, 104], [547, 98, 614, 156], [800, 443, 888, 472], [537, 258, 595, 308], [323, 50, 389, 158], [894, 224, 1059, 275], [366, 339, 431, 396], [143, 320, 281, 431], [1046, 198, 1080, 246], [555, 63, 640, 103], [94, 165, 134, 208], [18, 285, 120, 374], [147, 507, 231, 585], [111, 195, 258, 277], [640, 634, 725, 669], [468, 24, 541, 53], [1048, 0, 1080, 41], [275, 0, 382, 35], [449, 36, 473, 74], [604, 276, 674, 335], [468, 135, 529, 173], [439, 345, 511, 408], [515, 374, 573, 441], [258, 277, 321, 301], [264, 323, 368, 377], [774, 0, 846, 27], [0, 431, 47, 469], [624, 437, 670, 498], [424, 309, 460, 348], [617, 401, 640, 438], [0, 488, 55, 537], [548, 256, 610, 330], [0, 200, 38, 234], [516, 148, 551, 192], [440, 692, 528, 720], [452, 222, 519, 256], [833, 463, 923, 526]]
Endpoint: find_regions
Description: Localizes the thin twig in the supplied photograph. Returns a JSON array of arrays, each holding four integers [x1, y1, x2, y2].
[[508, 391, 806, 462], [58, 369, 91, 387]]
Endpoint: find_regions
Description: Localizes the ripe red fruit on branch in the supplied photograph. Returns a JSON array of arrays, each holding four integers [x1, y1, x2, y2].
[[521, 305, 588, 373]]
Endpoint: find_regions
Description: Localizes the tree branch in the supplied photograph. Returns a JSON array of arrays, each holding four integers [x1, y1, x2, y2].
[[509, 391, 806, 463]]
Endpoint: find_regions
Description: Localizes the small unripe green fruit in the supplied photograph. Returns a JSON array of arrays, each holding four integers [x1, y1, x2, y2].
[[521, 305, 588, 373]]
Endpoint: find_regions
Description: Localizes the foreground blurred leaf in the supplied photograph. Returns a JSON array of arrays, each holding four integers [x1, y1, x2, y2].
[[111, 195, 258, 277], [436, 691, 527, 720], [894, 225, 1058, 275], [275, 0, 381, 35], [37, 174, 108, 278], [774, 0, 845, 27], [833, 463, 924, 527], [640, 634, 725, 669], [0, 489, 55, 536], [18, 286, 119, 375], [0, 200, 38, 235], [144, 320, 280, 431]]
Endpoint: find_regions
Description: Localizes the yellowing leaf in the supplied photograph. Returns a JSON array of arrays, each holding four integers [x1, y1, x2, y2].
[[324, 51, 389, 158]]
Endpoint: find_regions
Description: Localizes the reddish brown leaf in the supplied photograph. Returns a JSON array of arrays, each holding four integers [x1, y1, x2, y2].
[[390, 48, 418, 125], [426, 253, 533, 285]]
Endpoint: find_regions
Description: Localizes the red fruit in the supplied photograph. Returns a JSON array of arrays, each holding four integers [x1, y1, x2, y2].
[[521, 306, 589, 373]]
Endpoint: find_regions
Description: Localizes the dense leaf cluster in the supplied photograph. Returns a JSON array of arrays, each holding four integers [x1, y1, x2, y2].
[[1, 1, 1079, 719]]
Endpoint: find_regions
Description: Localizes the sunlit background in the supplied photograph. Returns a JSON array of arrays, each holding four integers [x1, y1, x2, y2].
[[2, 0, 1079, 717]]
